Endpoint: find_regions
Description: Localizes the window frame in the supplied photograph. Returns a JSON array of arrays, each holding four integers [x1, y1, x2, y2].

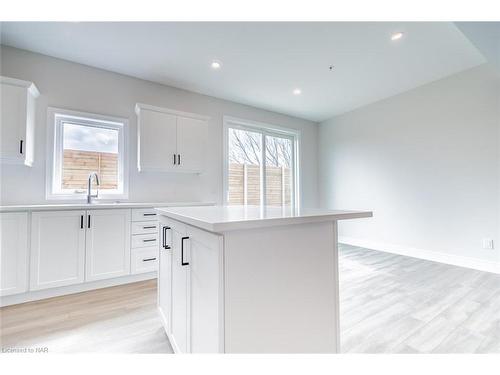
[[222, 115, 301, 208], [46, 107, 129, 201]]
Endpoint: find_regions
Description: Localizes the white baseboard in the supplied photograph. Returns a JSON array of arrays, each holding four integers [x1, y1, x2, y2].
[[0, 272, 157, 307], [339, 236, 500, 275]]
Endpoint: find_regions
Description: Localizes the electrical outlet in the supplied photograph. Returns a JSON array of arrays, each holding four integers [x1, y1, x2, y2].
[[482, 238, 494, 250]]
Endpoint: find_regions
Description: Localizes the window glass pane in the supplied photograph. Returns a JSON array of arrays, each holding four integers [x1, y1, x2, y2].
[[62, 122, 119, 191], [227, 128, 262, 205], [265, 135, 293, 206]]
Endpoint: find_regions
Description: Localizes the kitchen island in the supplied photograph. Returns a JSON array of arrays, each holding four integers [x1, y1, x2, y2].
[[155, 205, 372, 353]]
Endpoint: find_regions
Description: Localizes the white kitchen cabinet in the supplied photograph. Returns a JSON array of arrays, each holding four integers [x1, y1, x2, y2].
[[176, 116, 207, 173], [131, 233, 159, 248], [131, 208, 159, 275], [131, 221, 159, 235], [131, 208, 158, 222], [158, 217, 173, 335], [30, 210, 86, 290], [158, 216, 222, 353], [186, 224, 223, 353], [169, 219, 190, 353], [0, 76, 39, 167], [0, 212, 29, 296], [131, 247, 158, 275], [85, 209, 131, 282], [155, 205, 371, 353], [135, 103, 209, 173], [136, 107, 177, 172]]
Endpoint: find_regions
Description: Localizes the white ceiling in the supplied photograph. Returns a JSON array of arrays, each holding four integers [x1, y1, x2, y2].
[[0, 22, 486, 122], [455, 22, 500, 73]]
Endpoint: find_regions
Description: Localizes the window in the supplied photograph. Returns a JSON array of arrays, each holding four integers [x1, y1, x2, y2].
[[223, 116, 299, 207], [47, 108, 128, 200]]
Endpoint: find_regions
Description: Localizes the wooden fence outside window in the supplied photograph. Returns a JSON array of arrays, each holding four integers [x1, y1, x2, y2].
[[227, 163, 291, 206], [62, 149, 118, 190]]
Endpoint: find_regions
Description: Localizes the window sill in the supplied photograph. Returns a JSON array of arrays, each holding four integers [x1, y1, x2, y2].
[[46, 193, 129, 201]]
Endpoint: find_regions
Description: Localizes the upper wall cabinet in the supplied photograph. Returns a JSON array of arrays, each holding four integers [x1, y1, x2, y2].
[[135, 103, 209, 173], [0, 76, 40, 167]]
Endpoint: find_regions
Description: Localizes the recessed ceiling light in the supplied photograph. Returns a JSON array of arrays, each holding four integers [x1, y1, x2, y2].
[[293, 88, 302, 95], [211, 60, 222, 70], [391, 32, 404, 41]]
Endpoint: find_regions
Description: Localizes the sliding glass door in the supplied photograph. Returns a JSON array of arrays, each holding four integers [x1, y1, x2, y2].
[[225, 120, 297, 207]]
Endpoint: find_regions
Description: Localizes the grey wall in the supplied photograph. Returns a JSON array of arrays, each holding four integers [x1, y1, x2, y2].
[[319, 64, 500, 264], [0, 46, 319, 207]]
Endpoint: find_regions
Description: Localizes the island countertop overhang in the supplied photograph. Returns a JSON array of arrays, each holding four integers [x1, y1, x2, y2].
[[155, 205, 372, 232]]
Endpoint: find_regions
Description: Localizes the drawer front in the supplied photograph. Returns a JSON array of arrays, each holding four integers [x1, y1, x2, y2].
[[132, 221, 159, 235], [132, 233, 159, 248], [131, 208, 158, 222], [131, 247, 158, 274]]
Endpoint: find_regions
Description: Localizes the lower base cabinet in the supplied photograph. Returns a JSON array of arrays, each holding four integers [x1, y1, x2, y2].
[[30, 210, 86, 290], [158, 216, 340, 353], [0, 212, 29, 296], [2, 207, 159, 304], [30, 209, 133, 291], [158, 216, 223, 353], [85, 209, 131, 282], [158, 224, 172, 334], [131, 247, 158, 274], [170, 221, 189, 353]]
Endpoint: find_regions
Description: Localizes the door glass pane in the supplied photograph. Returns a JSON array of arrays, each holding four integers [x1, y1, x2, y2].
[[62, 122, 119, 191], [265, 135, 293, 206], [227, 128, 262, 205]]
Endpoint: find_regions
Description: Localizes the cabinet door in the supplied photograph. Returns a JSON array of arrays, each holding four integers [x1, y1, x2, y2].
[[158, 218, 173, 334], [85, 209, 131, 282], [188, 225, 223, 353], [30, 210, 86, 290], [0, 212, 28, 296], [138, 109, 177, 172], [0, 83, 26, 164], [176, 116, 207, 173], [170, 221, 190, 353]]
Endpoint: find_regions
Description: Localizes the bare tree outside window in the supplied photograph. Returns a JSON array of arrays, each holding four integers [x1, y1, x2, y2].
[[228, 128, 292, 167], [265, 135, 292, 168], [227, 127, 294, 206], [228, 128, 262, 165]]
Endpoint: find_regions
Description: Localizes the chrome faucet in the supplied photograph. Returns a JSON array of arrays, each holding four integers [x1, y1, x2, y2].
[[87, 172, 100, 204]]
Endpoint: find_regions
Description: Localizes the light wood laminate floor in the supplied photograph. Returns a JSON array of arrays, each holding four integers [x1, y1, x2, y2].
[[340, 244, 500, 353], [0, 279, 172, 353], [1, 245, 499, 353]]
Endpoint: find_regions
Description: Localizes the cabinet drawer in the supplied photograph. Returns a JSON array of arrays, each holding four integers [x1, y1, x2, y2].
[[131, 208, 158, 222], [132, 233, 159, 248], [132, 221, 159, 235], [131, 247, 158, 274]]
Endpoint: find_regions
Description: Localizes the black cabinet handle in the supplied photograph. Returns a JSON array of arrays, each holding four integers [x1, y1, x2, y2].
[[162, 226, 171, 249], [143, 225, 156, 229], [162, 226, 166, 248], [173, 154, 176, 165], [143, 238, 156, 242], [181, 236, 189, 266], [87, 215, 91, 228], [143, 213, 156, 216], [178, 154, 181, 165], [19, 140, 23, 154], [80, 215, 84, 229], [143, 257, 157, 262]]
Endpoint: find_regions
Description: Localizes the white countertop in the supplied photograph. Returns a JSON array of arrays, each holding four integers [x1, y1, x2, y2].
[[0, 201, 214, 212], [155, 205, 372, 232]]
